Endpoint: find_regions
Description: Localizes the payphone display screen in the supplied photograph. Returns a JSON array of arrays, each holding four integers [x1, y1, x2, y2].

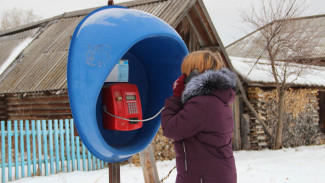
[[126, 95, 136, 101]]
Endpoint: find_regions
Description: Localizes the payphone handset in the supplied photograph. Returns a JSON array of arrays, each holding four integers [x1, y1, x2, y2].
[[102, 83, 143, 131]]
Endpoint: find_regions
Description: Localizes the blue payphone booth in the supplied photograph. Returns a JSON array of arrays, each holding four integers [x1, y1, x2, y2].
[[67, 5, 188, 163]]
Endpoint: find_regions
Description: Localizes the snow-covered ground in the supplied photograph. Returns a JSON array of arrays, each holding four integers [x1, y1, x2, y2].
[[9, 145, 325, 183]]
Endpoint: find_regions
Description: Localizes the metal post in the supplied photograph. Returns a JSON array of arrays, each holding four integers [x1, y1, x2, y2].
[[109, 163, 120, 183], [108, 0, 114, 5]]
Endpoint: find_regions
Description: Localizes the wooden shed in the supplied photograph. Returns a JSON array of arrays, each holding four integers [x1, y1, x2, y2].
[[0, 0, 231, 121], [227, 14, 325, 149]]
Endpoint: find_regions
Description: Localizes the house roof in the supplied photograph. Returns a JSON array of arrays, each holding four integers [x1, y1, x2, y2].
[[227, 14, 325, 61], [227, 14, 325, 88], [0, 0, 226, 95], [231, 56, 325, 88]]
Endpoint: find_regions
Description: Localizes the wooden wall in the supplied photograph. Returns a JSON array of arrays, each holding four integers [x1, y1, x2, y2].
[[245, 87, 323, 149], [245, 87, 268, 150], [319, 91, 325, 133], [0, 92, 72, 121], [0, 96, 7, 121], [176, 17, 200, 52]]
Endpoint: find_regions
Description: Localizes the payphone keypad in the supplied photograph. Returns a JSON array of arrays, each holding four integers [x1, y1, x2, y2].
[[127, 102, 138, 114]]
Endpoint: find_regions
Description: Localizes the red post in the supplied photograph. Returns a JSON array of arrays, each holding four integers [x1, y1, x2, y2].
[[108, 0, 114, 5]]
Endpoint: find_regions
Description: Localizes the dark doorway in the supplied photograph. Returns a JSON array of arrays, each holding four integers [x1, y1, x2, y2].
[[319, 92, 325, 133]]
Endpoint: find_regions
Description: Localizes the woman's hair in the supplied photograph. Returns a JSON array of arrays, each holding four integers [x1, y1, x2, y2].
[[181, 50, 224, 76]]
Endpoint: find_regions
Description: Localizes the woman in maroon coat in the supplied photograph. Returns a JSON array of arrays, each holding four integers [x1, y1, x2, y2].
[[161, 50, 237, 183]]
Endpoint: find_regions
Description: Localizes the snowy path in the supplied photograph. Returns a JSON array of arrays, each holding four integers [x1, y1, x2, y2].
[[9, 145, 325, 183]]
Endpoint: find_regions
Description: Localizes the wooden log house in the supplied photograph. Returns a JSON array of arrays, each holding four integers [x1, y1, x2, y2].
[[2, 0, 323, 154], [227, 14, 325, 149], [0, 0, 244, 165], [0, 0, 232, 121]]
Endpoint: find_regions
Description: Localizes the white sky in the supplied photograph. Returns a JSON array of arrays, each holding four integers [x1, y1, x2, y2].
[[0, 0, 325, 46]]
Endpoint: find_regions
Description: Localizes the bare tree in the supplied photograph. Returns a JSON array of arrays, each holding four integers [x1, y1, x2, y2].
[[1, 7, 41, 30], [240, 0, 320, 149]]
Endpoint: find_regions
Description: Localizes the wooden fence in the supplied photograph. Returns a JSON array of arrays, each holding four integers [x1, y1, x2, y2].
[[0, 119, 108, 183]]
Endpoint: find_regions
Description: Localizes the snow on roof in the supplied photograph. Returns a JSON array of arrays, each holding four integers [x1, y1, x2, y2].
[[230, 56, 325, 87], [0, 37, 34, 75]]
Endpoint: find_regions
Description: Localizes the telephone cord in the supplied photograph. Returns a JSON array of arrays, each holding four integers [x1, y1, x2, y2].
[[103, 105, 165, 122]]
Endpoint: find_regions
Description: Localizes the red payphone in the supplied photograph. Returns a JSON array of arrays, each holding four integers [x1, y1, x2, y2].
[[102, 83, 143, 131]]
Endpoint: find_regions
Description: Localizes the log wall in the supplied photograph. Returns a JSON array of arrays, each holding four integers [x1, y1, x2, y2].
[[0, 96, 8, 121], [246, 88, 268, 150], [319, 92, 325, 134], [246, 87, 324, 149], [0, 92, 72, 121]]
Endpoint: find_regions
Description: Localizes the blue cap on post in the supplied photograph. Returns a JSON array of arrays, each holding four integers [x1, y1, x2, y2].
[[67, 5, 188, 162]]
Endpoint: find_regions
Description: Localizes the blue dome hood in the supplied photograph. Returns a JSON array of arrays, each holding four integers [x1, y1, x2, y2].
[[67, 5, 188, 162]]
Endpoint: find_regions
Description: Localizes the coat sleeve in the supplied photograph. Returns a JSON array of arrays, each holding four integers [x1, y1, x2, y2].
[[161, 96, 207, 141]]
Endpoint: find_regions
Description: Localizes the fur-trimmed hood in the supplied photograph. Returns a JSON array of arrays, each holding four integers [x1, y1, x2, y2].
[[182, 68, 237, 104]]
